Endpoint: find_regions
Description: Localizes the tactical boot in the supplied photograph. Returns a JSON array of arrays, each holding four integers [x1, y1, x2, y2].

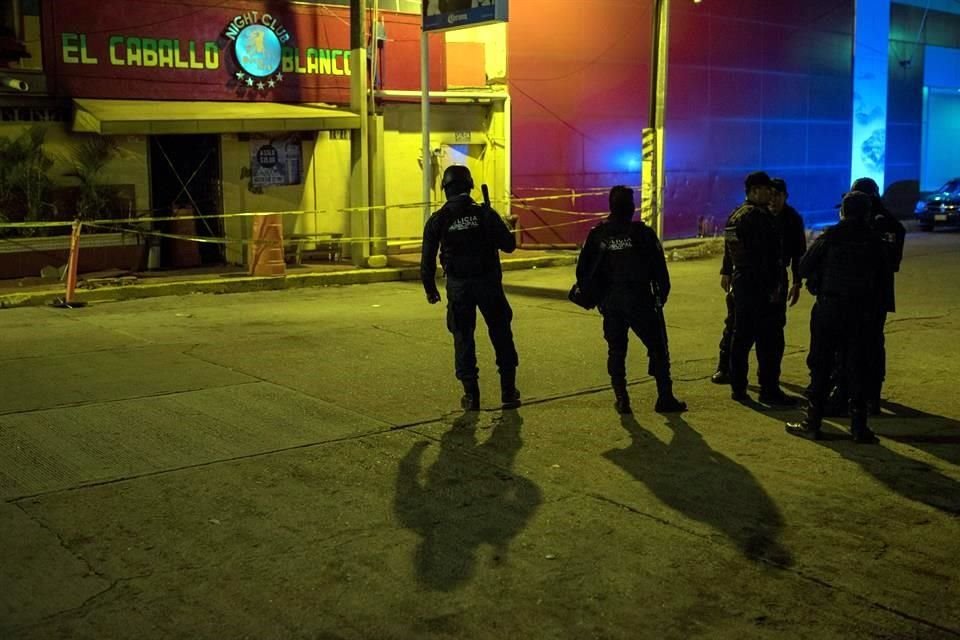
[[850, 411, 879, 444], [786, 402, 822, 440], [655, 395, 688, 413], [500, 370, 521, 409], [785, 418, 822, 440], [655, 379, 687, 413], [612, 381, 632, 415], [460, 379, 480, 411], [759, 387, 798, 407], [710, 369, 730, 385]]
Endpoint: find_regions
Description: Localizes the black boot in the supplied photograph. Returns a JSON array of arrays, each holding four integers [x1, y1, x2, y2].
[[500, 369, 521, 409], [655, 379, 687, 413], [612, 380, 632, 414], [785, 402, 822, 440], [460, 379, 480, 411], [850, 410, 878, 444], [759, 386, 798, 407], [710, 368, 730, 385]]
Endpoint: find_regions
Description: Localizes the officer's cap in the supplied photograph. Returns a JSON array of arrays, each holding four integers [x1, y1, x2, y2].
[[744, 171, 773, 191], [770, 178, 788, 195]]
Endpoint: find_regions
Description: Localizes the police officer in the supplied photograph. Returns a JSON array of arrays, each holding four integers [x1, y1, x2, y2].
[[722, 171, 796, 405], [421, 165, 520, 411], [851, 177, 905, 412], [576, 186, 686, 414], [786, 192, 891, 443], [711, 177, 806, 386]]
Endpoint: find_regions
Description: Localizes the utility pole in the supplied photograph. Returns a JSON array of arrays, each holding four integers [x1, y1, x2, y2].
[[350, 0, 371, 266], [643, 0, 670, 240]]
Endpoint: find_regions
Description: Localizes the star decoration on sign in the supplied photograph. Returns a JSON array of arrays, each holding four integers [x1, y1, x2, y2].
[[275, 72, 284, 82], [235, 71, 246, 81], [268, 79, 276, 88], [246, 77, 254, 87], [257, 81, 265, 91]]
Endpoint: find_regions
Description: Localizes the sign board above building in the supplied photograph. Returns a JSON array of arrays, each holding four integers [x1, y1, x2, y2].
[[45, 1, 446, 104], [423, 0, 508, 32]]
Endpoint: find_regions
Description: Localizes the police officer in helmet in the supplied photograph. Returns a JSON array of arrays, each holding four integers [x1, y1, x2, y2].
[[421, 165, 520, 411], [786, 191, 891, 443], [576, 186, 686, 414]]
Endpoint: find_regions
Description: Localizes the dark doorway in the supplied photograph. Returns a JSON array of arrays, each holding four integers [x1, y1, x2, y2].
[[149, 134, 224, 266]]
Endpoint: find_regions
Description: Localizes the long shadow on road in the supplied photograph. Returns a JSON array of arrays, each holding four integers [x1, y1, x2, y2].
[[809, 432, 960, 516], [604, 413, 793, 567], [394, 409, 542, 591]]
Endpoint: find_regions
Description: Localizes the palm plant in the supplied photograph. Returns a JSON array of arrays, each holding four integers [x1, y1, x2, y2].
[[69, 136, 117, 219]]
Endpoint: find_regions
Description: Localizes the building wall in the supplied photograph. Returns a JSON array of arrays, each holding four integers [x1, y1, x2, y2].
[[383, 102, 505, 251], [509, 0, 856, 240], [888, 5, 960, 198], [221, 131, 350, 264]]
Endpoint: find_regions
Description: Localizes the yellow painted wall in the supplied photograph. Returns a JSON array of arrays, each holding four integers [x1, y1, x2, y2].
[[220, 132, 350, 264], [382, 102, 507, 251], [0, 122, 151, 219]]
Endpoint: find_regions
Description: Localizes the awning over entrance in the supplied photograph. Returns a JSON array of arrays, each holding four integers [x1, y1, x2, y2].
[[72, 99, 361, 135]]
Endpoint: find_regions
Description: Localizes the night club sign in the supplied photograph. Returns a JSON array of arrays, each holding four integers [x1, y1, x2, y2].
[[58, 11, 352, 92]]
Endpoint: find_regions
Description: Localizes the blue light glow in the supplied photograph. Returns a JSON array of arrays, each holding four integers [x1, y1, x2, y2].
[[851, 0, 889, 191]]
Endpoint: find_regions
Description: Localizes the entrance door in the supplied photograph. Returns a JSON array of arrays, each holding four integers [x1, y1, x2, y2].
[[438, 144, 486, 199], [149, 134, 224, 266]]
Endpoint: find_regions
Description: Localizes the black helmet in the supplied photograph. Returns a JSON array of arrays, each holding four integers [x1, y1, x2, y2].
[[850, 177, 880, 197], [441, 165, 474, 192], [841, 191, 871, 221]]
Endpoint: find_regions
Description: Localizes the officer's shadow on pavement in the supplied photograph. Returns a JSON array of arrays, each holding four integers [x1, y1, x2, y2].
[[604, 413, 794, 568], [809, 435, 960, 516], [393, 409, 543, 591]]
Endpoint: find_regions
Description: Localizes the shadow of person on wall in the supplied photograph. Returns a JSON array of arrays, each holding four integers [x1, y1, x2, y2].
[[604, 413, 793, 567], [393, 409, 542, 591]]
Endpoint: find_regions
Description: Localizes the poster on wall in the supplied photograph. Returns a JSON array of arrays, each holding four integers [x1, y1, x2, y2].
[[423, 0, 508, 32], [250, 136, 302, 187]]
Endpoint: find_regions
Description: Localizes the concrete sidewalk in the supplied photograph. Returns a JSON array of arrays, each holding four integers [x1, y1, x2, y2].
[[0, 238, 721, 309]]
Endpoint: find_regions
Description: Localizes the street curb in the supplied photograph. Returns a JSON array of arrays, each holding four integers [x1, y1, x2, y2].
[[0, 254, 580, 309], [0, 238, 721, 310]]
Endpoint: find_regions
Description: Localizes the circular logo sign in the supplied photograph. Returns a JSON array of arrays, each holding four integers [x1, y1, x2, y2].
[[235, 25, 282, 78], [257, 145, 279, 168]]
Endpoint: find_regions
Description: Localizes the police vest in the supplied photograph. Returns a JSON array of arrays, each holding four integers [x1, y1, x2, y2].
[[439, 200, 498, 278]]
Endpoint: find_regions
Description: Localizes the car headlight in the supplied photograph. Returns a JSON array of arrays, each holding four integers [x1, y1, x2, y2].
[[915, 200, 927, 213]]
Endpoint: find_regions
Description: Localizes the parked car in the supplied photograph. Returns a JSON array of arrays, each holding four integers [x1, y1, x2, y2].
[[915, 178, 960, 230]]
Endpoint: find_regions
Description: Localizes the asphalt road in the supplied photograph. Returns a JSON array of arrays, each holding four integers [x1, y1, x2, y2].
[[2, 229, 959, 639]]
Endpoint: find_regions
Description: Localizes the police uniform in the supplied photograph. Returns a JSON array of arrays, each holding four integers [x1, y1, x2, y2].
[[723, 194, 784, 401], [421, 168, 519, 409], [578, 199, 685, 414], [788, 192, 890, 443], [771, 200, 807, 367], [825, 180, 906, 414], [864, 191, 905, 409]]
